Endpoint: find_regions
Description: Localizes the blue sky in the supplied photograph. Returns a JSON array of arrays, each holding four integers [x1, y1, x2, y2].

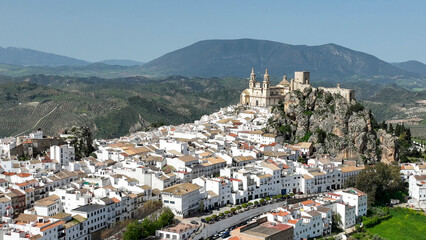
[[0, 0, 425, 63]]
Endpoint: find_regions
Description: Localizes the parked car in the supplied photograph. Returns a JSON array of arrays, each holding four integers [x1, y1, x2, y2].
[[190, 220, 198, 225], [221, 231, 230, 238]]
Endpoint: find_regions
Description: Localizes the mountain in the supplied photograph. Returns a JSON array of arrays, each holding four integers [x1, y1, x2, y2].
[[0, 46, 89, 66], [99, 59, 145, 66], [391, 60, 426, 75], [141, 39, 408, 79]]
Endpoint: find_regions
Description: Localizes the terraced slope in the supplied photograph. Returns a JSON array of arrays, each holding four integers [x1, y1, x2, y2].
[[0, 76, 245, 138]]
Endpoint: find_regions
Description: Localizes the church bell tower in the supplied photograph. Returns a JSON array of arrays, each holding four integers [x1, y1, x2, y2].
[[263, 69, 270, 89], [249, 68, 256, 89]]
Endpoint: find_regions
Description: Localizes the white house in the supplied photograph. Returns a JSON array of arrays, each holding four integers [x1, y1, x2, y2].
[[334, 188, 368, 217], [156, 223, 198, 240], [408, 175, 426, 209], [50, 144, 75, 167], [162, 183, 201, 218]]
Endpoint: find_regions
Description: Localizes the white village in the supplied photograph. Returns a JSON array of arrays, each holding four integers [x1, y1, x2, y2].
[[0, 70, 423, 240]]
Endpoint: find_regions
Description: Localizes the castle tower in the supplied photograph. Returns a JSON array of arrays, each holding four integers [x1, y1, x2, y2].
[[263, 69, 270, 89], [294, 71, 310, 85], [249, 68, 256, 89]]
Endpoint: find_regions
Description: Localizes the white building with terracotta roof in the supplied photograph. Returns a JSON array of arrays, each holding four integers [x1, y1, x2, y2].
[[156, 222, 198, 240]]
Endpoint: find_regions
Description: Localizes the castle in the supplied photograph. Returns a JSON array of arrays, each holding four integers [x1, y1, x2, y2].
[[240, 69, 355, 107]]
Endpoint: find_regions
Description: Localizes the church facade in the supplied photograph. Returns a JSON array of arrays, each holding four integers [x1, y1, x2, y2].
[[240, 69, 355, 107]]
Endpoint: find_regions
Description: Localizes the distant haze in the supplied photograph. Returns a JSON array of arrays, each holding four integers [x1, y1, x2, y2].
[[0, 1, 425, 63]]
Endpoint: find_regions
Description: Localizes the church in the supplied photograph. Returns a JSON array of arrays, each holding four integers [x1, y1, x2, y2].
[[240, 69, 355, 107]]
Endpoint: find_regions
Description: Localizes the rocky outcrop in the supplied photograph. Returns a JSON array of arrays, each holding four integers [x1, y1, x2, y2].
[[266, 87, 397, 164], [62, 126, 95, 159], [376, 129, 398, 164]]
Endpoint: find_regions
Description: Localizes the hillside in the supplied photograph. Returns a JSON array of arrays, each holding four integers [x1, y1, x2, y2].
[[99, 59, 145, 66], [141, 39, 408, 79], [0, 46, 89, 66], [0, 63, 151, 78], [392, 60, 426, 75], [0, 75, 245, 139]]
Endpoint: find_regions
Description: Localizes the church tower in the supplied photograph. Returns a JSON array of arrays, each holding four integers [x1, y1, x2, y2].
[[263, 69, 270, 89], [249, 68, 256, 89], [263, 69, 270, 100]]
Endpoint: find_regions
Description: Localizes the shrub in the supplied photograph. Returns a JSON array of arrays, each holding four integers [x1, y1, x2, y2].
[[241, 203, 248, 208], [325, 94, 334, 104], [236, 206, 242, 210], [299, 131, 312, 142], [248, 202, 253, 206], [316, 129, 327, 144], [303, 110, 313, 117], [205, 217, 212, 222], [219, 213, 224, 217], [230, 208, 236, 212], [348, 102, 365, 115], [265, 197, 271, 201], [362, 215, 392, 228], [254, 201, 259, 205], [277, 194, 283, 198], [224, 210, 230, 214], [211, 214, 217, 219]]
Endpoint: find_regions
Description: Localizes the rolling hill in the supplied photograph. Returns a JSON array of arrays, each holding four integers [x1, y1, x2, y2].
[[0, 75, 245, 139], [99, 59, 145, 66], [391, 60, 426, 75], [0, 46, 89, 66], [141, 39, 409, 79]]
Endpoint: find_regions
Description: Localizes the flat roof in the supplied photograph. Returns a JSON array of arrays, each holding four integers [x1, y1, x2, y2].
[[72, 204, 105, 213]]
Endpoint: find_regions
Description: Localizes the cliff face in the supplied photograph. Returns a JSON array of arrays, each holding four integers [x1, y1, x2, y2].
[[266, 87, 397, 163]]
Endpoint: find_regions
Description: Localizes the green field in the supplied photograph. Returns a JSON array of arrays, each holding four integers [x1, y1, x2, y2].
[[367, 208, 426, 240]]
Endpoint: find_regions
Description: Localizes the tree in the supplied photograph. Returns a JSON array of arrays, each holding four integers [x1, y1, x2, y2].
[[199, 200, 204, 212], [388, 124, 394, 134], [123, 221, 142, 240], [344, 162, 405, 206], [158, 208, 174, 226], [331, 214, 342, 233], [316, 129, 327, 144], [380, 121, 388, 130]]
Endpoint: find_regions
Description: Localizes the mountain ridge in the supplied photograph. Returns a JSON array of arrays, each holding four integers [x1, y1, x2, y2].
[[391, 60, 426, 75], [0, 46, 89, 66], [140, 38, 410, 79]]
